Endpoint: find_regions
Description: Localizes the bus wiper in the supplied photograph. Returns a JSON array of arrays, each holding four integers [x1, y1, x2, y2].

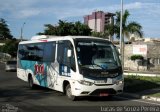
[[93, 64, 106, 70], [103, 61, 117, 65]]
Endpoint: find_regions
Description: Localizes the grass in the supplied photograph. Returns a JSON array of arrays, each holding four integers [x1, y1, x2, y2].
[[124, 75, 160, 93], [148, 93, 160, 97]]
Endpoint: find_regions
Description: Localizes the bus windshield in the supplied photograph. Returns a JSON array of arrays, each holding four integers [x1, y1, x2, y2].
[[75, 38, 121, 70]]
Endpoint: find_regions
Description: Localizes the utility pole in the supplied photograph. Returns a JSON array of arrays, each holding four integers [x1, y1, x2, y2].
[[20, 22, 25, 41], [120, 0, 124, 70], [95, 11, 97, 32]]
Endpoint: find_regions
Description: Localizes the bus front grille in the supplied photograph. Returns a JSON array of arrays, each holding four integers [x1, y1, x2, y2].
[[89, 88, 117, 96]]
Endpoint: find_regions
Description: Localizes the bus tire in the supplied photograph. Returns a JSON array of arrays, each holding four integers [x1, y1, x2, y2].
[[65, 84, 76, 101], [28, 75, 35, 89]]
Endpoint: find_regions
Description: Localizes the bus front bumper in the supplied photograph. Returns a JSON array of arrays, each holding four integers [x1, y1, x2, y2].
[[71, 80, 124, 97]]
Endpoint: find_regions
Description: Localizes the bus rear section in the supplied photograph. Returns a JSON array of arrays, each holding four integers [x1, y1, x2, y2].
[[17, 36, 124, 100]]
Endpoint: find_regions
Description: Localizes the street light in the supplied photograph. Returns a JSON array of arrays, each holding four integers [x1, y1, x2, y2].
[[20, 22, 25, 41], [120, 0, 124, 70]]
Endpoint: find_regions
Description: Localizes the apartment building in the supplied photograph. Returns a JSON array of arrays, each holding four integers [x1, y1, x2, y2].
[[84, 11, 115, 32]]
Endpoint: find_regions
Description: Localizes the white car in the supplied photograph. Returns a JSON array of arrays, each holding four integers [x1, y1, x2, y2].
[[5, 60, 17, 72]]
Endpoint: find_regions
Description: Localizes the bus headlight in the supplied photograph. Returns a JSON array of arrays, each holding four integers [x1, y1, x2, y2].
[[114, 80, 123, 85], [110, 73, 119, 77], [78, 80, 93, 86]]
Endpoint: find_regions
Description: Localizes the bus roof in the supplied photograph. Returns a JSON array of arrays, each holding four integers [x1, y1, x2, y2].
[[19, 35, 109, 44]]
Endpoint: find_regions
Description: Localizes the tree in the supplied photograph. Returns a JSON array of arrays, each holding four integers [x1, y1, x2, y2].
[[0, 40, 19, 57], [38, 20, 92, 36], [0, 18, 13, 40], [114, 10, 143, 40], [104, 23, 114, 41], [104, 10, 143, 41], [91, 31, 109, 39]]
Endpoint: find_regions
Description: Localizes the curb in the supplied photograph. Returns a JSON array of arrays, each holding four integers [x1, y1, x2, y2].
[[122, 92, 141, 99], [121, 92, 160, 102], [124, 72, 160, 77], [142, 96, 160, 102]]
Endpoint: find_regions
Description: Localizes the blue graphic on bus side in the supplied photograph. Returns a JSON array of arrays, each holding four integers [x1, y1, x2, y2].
[[20, 60, 48, 87]]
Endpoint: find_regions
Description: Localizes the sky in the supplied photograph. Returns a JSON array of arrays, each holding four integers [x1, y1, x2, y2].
[[0, 0, 160, 40]]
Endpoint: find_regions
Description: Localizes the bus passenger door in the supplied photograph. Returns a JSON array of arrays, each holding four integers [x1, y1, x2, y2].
[[42, 42, 57, 89], [57, 40, 76, 75]]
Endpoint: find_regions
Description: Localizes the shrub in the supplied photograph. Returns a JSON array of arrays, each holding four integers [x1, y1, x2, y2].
[[130, 55, 144, 61]]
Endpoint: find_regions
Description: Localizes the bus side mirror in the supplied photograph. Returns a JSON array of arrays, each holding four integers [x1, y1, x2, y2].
[[67, 49, 72, 58]]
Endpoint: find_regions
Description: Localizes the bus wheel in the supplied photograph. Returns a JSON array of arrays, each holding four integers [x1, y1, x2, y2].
[[65, 84, 76, 101], [28, 76, 35, 89]]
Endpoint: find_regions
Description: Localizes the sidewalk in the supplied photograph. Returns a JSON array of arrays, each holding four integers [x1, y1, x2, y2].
[[122, 71, 160, 102], [120, 88, 160, 102], [124, 70, 160, 77]]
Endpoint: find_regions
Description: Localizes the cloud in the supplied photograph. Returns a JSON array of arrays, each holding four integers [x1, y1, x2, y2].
[[1, 0, 159, 39], [0, 0, 39, 19], [0, 0, 37, 11], [40, 1, 160, 20], [125, 2, 160, 16], [55, 2, 143, 19], [50, 2, 143, 19], [51, 8, 95, 19], [14, 9, 41, 19], [48, 0, 96, 4], [0, 0, 98, 19], [124, 2, 142, 10], [104, 2, 142, 11], [141, 3, 160, 17], [0, 0, 160, 20]]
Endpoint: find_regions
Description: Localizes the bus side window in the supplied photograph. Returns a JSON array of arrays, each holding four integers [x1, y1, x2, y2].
[[18, 44, 44, 61], [57, 40, 76, 72], [26, 44, 44, 61], [18, 45, 29, 60], [18, 45, 23, 60], [43, 42, 56, 62]]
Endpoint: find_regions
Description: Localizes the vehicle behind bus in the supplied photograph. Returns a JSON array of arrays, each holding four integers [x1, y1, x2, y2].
[[17, 36, 123, 100]]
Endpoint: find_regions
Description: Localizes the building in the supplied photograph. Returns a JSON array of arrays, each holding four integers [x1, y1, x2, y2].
[[124, 38, 160, 71], [84, 11, 115, 32]]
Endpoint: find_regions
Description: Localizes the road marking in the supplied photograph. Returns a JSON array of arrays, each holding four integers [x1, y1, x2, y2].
[[115, 96, 160, 106]]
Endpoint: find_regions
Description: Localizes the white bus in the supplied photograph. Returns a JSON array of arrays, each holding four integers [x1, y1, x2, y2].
[[17, 35, 123, 100]]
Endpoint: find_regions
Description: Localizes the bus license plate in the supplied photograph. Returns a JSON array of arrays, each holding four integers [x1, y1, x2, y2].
[[95, 80, 107, 84], [100, 93, 109, 96]]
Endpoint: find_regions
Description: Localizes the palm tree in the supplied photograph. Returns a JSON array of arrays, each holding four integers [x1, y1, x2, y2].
[[104, 23, 114, 41], [114, 10, 143, 41], [104, 10, 143, 41]]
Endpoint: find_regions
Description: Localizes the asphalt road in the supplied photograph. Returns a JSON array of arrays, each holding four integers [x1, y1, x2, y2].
[[0, 62, 160, 112]]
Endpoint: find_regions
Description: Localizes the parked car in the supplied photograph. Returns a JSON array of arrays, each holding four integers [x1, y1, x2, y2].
[[5, 60, 17, 72]]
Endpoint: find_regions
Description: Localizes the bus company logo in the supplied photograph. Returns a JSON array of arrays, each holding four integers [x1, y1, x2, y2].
[[34, 64, 44, 75], [101, 72, 109, 75]]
